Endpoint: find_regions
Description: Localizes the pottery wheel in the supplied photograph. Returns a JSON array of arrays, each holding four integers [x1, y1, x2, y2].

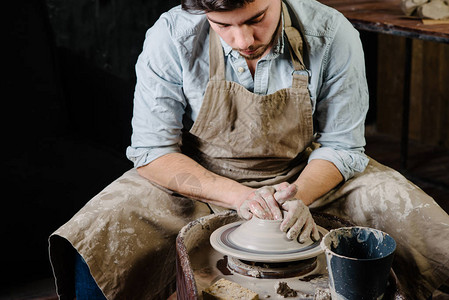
[[227, 256, 318, 279], [210, 220, 329, 263]]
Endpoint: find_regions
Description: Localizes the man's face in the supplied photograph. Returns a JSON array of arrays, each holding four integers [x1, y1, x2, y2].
[[206, 0, 282, 61]]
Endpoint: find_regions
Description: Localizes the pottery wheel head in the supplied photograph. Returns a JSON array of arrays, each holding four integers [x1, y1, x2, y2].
[[210, 217, 329, 263]]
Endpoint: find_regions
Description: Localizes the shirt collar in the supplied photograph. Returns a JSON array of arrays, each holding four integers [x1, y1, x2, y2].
[[218, 12, 285, 61]]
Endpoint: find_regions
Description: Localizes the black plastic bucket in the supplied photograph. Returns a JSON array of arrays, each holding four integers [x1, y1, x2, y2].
[[320, 226, 396, 300]]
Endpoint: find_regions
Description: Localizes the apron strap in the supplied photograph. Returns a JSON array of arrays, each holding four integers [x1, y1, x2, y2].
[[282, 2, 309, 89], [282, 2, 307, 72], [209, 28, 226, 81]]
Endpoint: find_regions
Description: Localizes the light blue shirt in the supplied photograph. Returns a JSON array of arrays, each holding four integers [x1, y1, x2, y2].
[[126, 0, 369, 181]]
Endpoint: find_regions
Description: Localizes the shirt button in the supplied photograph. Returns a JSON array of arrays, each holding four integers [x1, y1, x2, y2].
[[238, 67, 245, 73]]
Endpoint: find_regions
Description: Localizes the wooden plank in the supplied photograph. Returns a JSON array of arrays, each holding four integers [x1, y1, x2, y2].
[[409, 39, 424, 141], [437, 43, 449, 148], [421, 40, 441, 145], [376, 34, 406, 138], [409, 41, 449, 146], [422, 19, 449, 25], [376, 38, 449, 146]]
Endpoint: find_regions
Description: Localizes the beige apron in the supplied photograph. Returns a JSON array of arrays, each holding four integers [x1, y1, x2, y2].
[[49, 5, 315, 299], [182, 15, 313, 187]]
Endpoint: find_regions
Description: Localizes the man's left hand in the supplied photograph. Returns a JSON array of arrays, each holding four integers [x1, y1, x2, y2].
[[274, 184, 320, 243]]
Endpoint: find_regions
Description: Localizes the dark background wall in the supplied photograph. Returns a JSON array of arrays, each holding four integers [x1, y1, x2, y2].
[[2, 0, 179, 288]]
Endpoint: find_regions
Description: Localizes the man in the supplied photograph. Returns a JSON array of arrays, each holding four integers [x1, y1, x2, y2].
[[49, 0, 449, 299]]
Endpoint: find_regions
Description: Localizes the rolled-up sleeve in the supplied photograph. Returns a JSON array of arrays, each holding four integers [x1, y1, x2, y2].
[[309, 18, 369, 181], [126, 13, 186, 168]]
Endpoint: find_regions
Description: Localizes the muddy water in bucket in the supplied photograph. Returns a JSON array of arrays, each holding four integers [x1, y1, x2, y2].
[[320, 226, 396, 300]]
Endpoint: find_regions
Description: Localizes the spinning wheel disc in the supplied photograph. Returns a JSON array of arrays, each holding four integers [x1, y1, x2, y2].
[[210, 220, 328, 263]]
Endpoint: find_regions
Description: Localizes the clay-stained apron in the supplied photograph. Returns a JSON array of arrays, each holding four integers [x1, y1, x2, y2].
[[182, 5, 314, 188], [48, 4, 315, 299]]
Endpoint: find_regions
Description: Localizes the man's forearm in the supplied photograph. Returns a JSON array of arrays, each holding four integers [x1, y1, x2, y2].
[[137, 152, 253, 209], [293, 159, 343, 206]]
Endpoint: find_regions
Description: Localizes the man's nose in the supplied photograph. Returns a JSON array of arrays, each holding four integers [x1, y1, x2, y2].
[[233, 25, 254, 50]]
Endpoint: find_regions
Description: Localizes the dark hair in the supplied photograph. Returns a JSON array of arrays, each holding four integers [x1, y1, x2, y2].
[[181, 0, 256, 13]]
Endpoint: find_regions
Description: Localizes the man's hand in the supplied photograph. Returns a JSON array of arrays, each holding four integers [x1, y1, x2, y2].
[[279, 199, 320, 243], [238, 186, 282, 220], [237, 183, 296, 220], [273, 183, 320, 243], [237, 182, 300, 220]]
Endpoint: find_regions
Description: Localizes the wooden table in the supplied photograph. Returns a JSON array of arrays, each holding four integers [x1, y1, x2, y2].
[[319, 0, 449, 170], [320, 0, 449, 43]]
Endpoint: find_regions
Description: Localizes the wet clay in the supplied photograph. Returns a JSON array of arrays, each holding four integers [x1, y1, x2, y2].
[[227, 256, 317, 279], [313, 288, 331, 300], [217, 256, 232, 276], [276, 282, 298, 297], [209, 219, 328, 263]]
